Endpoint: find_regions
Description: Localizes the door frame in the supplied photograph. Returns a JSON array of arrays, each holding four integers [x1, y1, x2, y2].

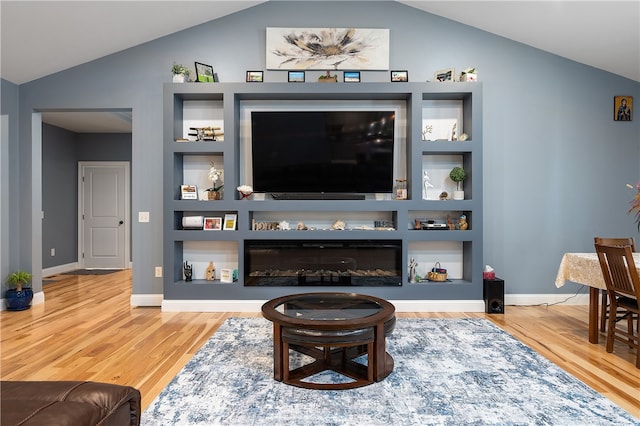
[[77, 161, 130, 269]]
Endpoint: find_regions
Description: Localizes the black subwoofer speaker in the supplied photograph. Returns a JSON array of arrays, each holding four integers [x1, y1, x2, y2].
[[483, 278, 504, 314]]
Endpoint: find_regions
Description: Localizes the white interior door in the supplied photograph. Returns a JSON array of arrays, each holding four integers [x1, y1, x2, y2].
[[79, 162, 129, 269]]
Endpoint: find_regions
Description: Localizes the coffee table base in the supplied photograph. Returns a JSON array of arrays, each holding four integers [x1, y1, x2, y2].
[[283, 343, 394, 390]]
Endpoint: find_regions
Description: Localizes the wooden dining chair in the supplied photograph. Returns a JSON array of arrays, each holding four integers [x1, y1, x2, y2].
[[594, 243, 640, 368], [594, 237, 637, 332]]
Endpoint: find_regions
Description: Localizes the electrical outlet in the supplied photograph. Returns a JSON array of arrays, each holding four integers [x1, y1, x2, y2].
[[50, 248, 55, 256], [155, 266, 162, 278], [139, 211, 150, 223]]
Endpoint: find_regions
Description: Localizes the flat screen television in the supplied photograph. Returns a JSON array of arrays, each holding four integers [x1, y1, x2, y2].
[[251, 110, 395, 196]]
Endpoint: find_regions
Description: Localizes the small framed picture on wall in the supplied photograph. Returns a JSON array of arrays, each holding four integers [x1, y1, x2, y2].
[[614, 96, 632, 121], [390, 70, 408, 82], [343, 71, 361, 82]]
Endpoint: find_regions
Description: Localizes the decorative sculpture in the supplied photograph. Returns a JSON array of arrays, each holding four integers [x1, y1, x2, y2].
[[183, 261, 193, 282], [423, 170, 434, 200], [409, 257, 418, 283], [206, 261, 215, 281]]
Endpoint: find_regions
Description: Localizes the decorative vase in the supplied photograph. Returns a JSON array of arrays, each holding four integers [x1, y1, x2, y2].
[[207, 191, 221, 200], [5, 288, 34, 311], [172, 74, 185, 83], [453, 190, 464, 200]]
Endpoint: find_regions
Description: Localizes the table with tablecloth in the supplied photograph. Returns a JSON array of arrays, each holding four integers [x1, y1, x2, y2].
[[555, 252, 640, 343]]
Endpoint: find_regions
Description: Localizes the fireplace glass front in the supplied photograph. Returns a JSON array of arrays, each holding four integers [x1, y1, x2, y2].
[[244, 239, 402, 287]]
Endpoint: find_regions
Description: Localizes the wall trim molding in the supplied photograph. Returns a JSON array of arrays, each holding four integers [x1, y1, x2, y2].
[[43, 262, 78, 277]]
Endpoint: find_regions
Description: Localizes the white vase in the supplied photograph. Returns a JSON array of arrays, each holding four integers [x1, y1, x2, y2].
[[453, 190, 465, 200], [172, 74, 185, 83]]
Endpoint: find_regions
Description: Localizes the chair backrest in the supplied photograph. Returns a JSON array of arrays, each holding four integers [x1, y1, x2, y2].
[[595, 243, 640, 300], [594, 237, 637, 252]]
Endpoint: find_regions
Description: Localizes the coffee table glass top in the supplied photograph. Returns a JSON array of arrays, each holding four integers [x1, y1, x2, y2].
[[274, 294, 383, 321]]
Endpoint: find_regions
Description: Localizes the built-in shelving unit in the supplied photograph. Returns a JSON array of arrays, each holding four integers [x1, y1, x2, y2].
[[163, 82, 482, 303]]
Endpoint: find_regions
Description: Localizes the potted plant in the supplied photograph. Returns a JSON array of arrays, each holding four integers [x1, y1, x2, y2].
[[171, 62, 191, 83], [205, 163, 223, 200], [449, 166, 466, 200], [318, 70, 338, 83], [5, 271, 34, 311], [459, 67, 477, 82]]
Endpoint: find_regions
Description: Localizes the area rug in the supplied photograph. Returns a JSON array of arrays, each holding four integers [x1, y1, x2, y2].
[[142, 318, 638, 425]]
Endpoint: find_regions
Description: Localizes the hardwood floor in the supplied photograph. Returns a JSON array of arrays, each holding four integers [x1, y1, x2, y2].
[[1, 269, 638, 419]]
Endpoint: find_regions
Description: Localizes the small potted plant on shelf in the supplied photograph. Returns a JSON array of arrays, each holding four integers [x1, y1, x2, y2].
[[5, 270, 34, 311], [205, 163, 223, 200], [459, 67, 477, 82], [449, 166, 466, 200], [318, 70, 338, 83], [171, 62, 191, 83]]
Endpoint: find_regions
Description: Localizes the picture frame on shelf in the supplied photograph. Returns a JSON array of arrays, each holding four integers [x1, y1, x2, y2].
[[246, 70, 263, 82], [390, 70, 408, 82], [180, 185, 198, 200], [220, 268, 233, 283], [434, 68, 455, 82], [343, 71, 361, 82], [614, 95, 632, 121], [204, 217, 222, 231], [223, 213, 237, 230], [194, 62, 215, 82], [288, 71, 305, 83]]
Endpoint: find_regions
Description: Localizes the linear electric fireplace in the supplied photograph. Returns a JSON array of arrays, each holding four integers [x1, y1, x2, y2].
[[244, 239, 402, 287]]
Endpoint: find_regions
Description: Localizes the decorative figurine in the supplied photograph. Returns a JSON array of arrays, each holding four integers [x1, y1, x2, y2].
[[279, 220, 290, 230], [183, 261, 193, 282], [206, 261, 215, 281], [451, 123, 457, 141], [423, 170, 434, 200], [447, 215, 455, 230], [439, 191, 448, 200], [458, 214, 468, 230], [422, 124, 433, 141], [409, 257, 418, 283], [331, 220, 346, 230]]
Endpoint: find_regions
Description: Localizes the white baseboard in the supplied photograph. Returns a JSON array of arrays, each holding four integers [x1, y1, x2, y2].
[[43, 262, 78, 277], [158, 295, 589, 313], [130, 294, 164, 307]]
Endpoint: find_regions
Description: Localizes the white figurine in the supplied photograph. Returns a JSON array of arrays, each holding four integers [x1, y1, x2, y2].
[[409, 257, 418, 283], [423, 170, 434, 200]]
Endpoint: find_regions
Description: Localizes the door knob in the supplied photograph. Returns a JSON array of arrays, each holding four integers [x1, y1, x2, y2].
[[119, 220, 124, 225]]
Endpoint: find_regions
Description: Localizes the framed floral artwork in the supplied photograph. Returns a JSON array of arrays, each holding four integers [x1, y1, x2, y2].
[[266, 28, 389, 70]]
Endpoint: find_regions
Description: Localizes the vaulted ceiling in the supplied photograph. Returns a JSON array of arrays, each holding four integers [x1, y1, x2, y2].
[[2, 1, 638, 133]]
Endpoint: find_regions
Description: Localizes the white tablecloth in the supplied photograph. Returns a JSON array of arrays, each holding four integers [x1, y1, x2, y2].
[[555, 252, 640, 291]]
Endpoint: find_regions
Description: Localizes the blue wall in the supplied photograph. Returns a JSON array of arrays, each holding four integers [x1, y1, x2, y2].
[[4, 1, 639, 300]]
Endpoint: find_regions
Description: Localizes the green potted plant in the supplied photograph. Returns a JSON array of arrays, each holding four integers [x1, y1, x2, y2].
[[5, 270, 34, 311], [449, 166, 466, 200], [171, 62, 191, 83]]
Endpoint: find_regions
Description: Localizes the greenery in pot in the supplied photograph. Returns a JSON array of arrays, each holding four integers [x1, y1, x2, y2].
[[171, 62, 191, 78], [449, 166, 466, 191], [7, 271, 32, 292]]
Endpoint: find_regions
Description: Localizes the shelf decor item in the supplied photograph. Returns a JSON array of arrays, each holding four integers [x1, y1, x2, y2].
[[195, 62, 215, 83], [171, 62, 191, 83], [390, 70, 408, 82], [427, 262, 448, 282], [246, 71, 263, 82], [434, 68, 455, 82], [449, 167, 466, 200], [237, 185, 253, 200], [288, 71, 305, 83], [459, 68, 477, 82], [223, 214, 237, 231], [206, 163, 223, 200], [318, 70, 337, 83]]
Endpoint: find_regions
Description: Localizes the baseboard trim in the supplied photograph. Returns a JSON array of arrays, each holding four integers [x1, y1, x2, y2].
[[43, 262, 78, 277], [158, 294, 589, 312], [131, 294, 164, 307]]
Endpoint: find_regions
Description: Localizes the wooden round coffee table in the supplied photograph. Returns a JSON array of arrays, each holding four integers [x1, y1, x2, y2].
[[261, 292, 396, 390]]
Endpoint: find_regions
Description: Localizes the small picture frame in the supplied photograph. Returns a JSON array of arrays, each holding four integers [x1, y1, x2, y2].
[[288, 71, 305, 83], [194, 62, 215, 83], [614, 96, 632, 121], [343, 71, 361, 83], [434, 68, 455, 82], [390, 70, 408, 82], [223, 213, 237, 230], [180, 185, 198, 200], [246, 71, 263, 83], [204, 217, 222, 231], [220, 268, 233, 283]]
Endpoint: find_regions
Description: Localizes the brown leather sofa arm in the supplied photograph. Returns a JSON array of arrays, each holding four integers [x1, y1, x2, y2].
[[1, 381, 141, 426]]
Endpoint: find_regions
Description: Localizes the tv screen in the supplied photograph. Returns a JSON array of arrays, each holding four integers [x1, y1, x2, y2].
[[251, 111, 395, 194]]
